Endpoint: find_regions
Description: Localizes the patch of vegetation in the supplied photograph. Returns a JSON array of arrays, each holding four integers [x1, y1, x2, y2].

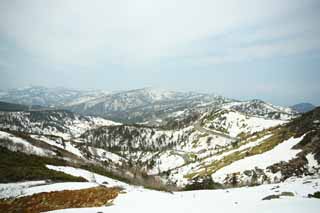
[[308, 191, 320, 199], [184, 176, 223, 191], [262, 194, 280, 200], [280, 191, 294, 197], [202, 109, 225, 123], [262, 191, 294, 201], [0, 146, 86, 183], [0, 186, 120, 213]]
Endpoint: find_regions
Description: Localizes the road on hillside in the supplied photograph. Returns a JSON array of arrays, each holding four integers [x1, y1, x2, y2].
[[194, 121, 238, 141]]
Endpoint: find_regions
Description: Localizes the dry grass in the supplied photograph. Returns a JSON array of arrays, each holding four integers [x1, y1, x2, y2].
[[0, 186, 121, 213]]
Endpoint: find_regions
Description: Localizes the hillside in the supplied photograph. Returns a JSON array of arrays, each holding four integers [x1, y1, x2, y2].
[[0, 99, 315, 188], [0, 109, 119, 139], [0, 99, 319, 212]]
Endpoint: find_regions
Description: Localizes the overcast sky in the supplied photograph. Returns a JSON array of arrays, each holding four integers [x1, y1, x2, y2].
[[0, 0, 319, 106]]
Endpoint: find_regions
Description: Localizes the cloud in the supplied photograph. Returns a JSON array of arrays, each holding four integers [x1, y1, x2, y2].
[[1, 0, 320, 106], [170, 5, 320, 66], [1, 0, 319, 68]]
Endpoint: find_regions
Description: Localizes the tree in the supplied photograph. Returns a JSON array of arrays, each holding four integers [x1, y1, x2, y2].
[[231, 173, 238, 186]]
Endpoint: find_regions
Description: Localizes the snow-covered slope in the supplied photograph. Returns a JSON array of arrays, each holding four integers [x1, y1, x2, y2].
[[223, 99, 298, 120], [0, 87, 298, 125], [63, 88, 230, 124], [0, 110, 119, 139], [0, 86, 109, 107], [211, 135, 305, 184], [2, 163, 319, 213], [49, 177, 320, 213], [202, 109, 287, 137], [2, 173, 318, 213], [1, 87, 318, 194], [0, 106, 314, 190], [0, 130, 55, 156]]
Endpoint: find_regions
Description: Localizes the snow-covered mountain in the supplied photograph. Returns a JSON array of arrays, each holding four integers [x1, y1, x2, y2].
[[62, 88, 231, 124], [201, 108, 287, 138], [0, 87, 298, 124], [0, 105, 319, 190], [0, 110, 119, 139], [223, 99, 298, 120], [1, 87, 316, 194], [0, 86, 109, 107]]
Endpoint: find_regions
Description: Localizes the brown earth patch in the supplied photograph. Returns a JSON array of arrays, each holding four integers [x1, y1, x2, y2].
[[0, 186, 121, 213]]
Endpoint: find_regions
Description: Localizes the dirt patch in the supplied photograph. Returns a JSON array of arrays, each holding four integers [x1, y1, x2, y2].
[[0, 186, 121, 213]]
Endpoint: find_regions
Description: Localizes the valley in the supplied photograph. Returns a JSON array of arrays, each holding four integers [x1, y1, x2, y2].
[[0, 87, 319, 212]]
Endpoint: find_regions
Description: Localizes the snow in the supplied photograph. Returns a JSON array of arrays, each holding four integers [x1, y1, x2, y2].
[[22, 182, 98, 197], [165, 134, 274, 186], [0, 181, 46, 199], [221, 100, 297, 121], [64, 142, 84, 158], [46, 165, 130, 189], [201, 134, 272, 166], [88, 147, 124, 163], [0, 165, 130, 200], [0, 111, 120, 140], [306, 154, 319, 172], [204, 110, 286, 137], [30, 135, 65, 149], [0, 181, 99, 199], [0, 131, 54, 156], [48, 177, 320, 213], [28, 135, 85, 159], [2, 165, 319, 213], [148, 151, 185, 175], [212, 135, 304, 182]]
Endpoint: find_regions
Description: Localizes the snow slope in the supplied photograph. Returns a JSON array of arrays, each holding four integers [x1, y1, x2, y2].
[[1, 165, 319, 213], [0, 181, 46, 199], [203, 109, 286, 137], [48, 176, 320, 213], [46, 165, 130, 189], [0, 131, 55, 156], [212, 135, 304, 182], [0, 110, 119, 139]]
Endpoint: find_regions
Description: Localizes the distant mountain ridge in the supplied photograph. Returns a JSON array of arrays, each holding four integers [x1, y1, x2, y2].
[[0, 86, 109, 107], [0, 87, 318, 191], [0, 101, 43, 111], [0, 86, 298, 124], [291, 103, 316, 113]]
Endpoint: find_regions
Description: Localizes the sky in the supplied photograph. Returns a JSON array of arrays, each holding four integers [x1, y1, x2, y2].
[[0, 0, 320, 106]]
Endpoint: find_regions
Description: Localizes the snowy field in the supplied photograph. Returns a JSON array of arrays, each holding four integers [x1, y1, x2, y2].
[[48, 176, 320, 213], [1, 165, 319, 213]]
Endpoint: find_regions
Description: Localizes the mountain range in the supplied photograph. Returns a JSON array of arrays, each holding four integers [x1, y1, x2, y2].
[[0, 86, 300, 124], [1, 86, 320, 212], [0, 86, 319, 189]]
